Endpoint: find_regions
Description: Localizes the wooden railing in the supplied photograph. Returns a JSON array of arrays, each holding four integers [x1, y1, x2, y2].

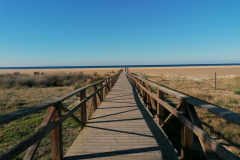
[[127, 72, 240, 160], [0, 69, 122, 160]]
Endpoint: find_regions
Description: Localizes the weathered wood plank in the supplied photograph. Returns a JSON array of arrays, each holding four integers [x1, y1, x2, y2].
[[64, 73, 179, 160], [23, 106, 56, 160], [60, 103, 83, 126], [160, 101, 183, 128], [99, 83, 103, 102], [0, 70, 122, 126], [131, 74, 240, 126], [186, 103, 217, 160], [92, 85, 97, 112], [80, 90, 87, 128], [181, 102, 193, 160], [50, 104, 63, 160], [0, 80, 112, 159], [157, 89, 164, 125], [130, 75, 239, 160]]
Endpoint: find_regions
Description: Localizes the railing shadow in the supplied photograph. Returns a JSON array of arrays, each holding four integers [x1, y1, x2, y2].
[[63, 73, 179, 159]]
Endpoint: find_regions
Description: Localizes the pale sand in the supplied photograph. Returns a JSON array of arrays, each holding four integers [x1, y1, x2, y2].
[[0, 68, 121, 75], [129, 66, 240, 76], [0, 66, 239, 76]]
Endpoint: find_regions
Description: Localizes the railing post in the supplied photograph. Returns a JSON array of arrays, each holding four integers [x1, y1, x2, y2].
[[104, 79, 108, 97], [92, 85, 97, 112], [137, 79, 140, 93], [111, 77, 114, 88], [80, 90, 86, 129], [142, 82, 146, 103], [139, 80, 143, 97], [181, 102, 194, 160], [99, 82, 103, 101], [157, 89, 164, 125], [140, 80, 144, 101], [50, 104, 63, 160], [147, 85, 152, 110], [108, 78, 111, 91]]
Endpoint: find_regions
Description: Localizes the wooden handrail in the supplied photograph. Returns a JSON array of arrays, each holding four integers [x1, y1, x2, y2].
[[127, 72, 239, 160], [130, 73, 240, 126], [0, 71, 122, 126], [0, 69, 122, 160]]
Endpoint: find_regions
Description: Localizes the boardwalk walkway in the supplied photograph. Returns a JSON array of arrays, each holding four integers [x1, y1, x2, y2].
[[64, 73, 180, 160]]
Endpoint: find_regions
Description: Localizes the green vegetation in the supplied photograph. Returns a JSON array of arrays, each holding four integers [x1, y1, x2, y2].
[[0, 72, 91, 88], [0, 72, 106, 159], [234, 90, 240, 95], [147, 74, 240, 157]]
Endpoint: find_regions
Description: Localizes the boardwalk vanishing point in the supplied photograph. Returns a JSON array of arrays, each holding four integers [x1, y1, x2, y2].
[[1, 69, 240, 160], [64, 73, 180, 160]]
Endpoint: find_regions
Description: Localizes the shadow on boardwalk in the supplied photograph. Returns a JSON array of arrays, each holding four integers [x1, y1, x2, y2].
[[64, 73, 179, 160]]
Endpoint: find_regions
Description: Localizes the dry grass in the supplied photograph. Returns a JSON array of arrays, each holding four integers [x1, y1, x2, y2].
[[144, 74, 240, 157], [0, 72, 92, 89], [0, 72, 107, 160]]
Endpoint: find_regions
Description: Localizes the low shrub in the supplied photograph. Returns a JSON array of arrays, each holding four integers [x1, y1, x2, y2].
[[104, 72, 110, 76], [234, 91, 240, 95], [0, 72, 91, 88]]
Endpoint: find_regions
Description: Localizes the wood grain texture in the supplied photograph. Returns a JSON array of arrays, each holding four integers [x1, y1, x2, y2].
[[64, 73, 179, 160], [157, 89, 164, 125], [92, 86, 97, 112], [80, 90, 87, 129], [0, 70, 122, 126], [186, 104, 217, 160], [181, 103, 193, 160], [23, 106, 56, 160], [50, 104, 63, 160], [132, 74, 240, 126], [129, 73, 239, 160]]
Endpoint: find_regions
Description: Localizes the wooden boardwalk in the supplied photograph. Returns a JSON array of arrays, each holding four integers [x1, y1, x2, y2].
[[64, 73, 180, 160]]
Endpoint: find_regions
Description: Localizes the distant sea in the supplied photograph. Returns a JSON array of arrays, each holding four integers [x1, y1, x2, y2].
[[0, 63, 240, 70]]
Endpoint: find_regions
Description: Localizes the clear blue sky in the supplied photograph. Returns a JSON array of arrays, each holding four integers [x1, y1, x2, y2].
[[0, 0, 239, 67]]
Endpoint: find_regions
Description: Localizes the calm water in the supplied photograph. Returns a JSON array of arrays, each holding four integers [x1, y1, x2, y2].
[[0, 63, 240, 70]]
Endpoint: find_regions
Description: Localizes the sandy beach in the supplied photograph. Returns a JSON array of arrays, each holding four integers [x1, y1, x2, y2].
[[129, 66, 240, 76], [0, 66, 240, 76]]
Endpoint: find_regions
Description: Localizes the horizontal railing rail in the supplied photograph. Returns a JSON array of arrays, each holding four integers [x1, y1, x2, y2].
[[0, 69, 123, 160], [127, 71, 239, 160]]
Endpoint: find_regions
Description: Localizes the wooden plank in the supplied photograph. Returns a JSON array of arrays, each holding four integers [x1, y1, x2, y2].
[[186, 103, 217, 160], [95, 86, 103, 102], [99, 83, 103, 102], [50, 104, 63, 160], [80, 90, 87, 129], [23, 106, 56, 160], [111, 77, 114, 89], [104, 80, 108, 98], [92, 85, 97, 112], [64, 73, 179, 159], [160, 101, 183, 128], [181, 102, 193, 160], [131, 74, 240, 126], [142, 81, 146, 103], [107, 79, 110, 92], [60, 103, 83, 126], [0, 70, 123, 126], [157, 89, 164, 125], [0, 89, 99, 160], [130, 75, 239, 160], [146, 85, 152, 111]]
